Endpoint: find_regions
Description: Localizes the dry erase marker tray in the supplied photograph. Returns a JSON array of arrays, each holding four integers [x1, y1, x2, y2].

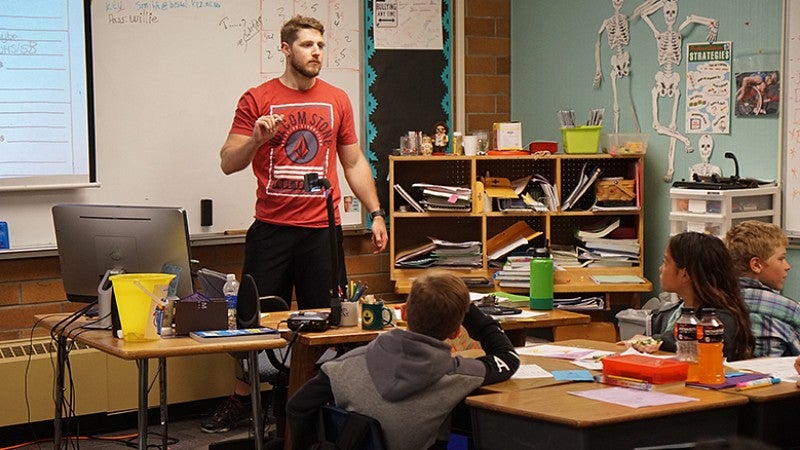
[[602, 354, 688, 384]]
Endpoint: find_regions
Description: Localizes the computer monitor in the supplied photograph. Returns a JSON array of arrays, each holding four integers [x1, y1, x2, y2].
[[52, 204, 194, 326]]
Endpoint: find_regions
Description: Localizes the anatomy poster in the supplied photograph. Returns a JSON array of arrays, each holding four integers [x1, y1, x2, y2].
[[685, 41, 732, 134]]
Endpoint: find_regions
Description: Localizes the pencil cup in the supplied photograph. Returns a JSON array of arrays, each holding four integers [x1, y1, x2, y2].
[[340, 302, 359, 327], [361, 301, 394, 330]]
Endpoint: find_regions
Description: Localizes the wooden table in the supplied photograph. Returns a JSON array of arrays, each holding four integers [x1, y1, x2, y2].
[[721, 374, 800, 448], [465, 339, 749, 450], [37, 314, 286, 450], [259, 309, 590, 398]]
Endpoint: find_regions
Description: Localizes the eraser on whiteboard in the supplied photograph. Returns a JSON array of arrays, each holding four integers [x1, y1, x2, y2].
[[0, 221, 8, 250]]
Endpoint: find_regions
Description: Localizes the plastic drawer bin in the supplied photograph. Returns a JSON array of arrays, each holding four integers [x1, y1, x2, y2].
[[602, 133, 649, 155], [615, 308, 651, 340], [602, 354, 689, 384], [561, 126, 602, 154]]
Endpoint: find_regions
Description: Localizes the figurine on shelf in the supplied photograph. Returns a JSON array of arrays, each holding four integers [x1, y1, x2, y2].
[[421, 135, 434, 155], [433, 122, 449, 154]]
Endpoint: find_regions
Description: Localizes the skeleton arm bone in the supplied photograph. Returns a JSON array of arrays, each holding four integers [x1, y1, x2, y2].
[[633, 0, 665, 21], [594, 31, 604, 88], [679, 15, 719, 42]]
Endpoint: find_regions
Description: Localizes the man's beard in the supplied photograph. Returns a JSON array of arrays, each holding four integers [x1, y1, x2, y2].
[[291, 56, 320, 79]]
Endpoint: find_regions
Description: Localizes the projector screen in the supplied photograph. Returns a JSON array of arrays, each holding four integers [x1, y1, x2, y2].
[[0, 0, 95, 191]]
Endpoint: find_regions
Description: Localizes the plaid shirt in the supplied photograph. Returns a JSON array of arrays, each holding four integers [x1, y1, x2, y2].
[[739, 277, 800, 357]]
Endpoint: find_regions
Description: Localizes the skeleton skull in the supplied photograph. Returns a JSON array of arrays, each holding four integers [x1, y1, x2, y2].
[[663, 0, 678, 26], [698, 134, 713, 162]]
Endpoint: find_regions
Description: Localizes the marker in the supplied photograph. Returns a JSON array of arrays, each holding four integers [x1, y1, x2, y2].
[[594, 374, 652, 391], [735, 377, 780, 391]]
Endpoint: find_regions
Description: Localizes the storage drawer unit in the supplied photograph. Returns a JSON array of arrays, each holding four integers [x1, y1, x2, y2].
[[669, 186, 780, 238]]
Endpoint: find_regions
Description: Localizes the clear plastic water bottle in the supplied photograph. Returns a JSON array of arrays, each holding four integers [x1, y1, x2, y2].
[[223, 274, 239, 330], [674, 307, 699, 382], [697, 308, 725, 384]]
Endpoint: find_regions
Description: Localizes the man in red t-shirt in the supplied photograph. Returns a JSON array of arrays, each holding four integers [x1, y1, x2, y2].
[[202, 15, 387, 434]]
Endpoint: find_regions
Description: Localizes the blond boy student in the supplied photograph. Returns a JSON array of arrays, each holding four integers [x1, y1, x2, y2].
[[725, 221, 800, 357]]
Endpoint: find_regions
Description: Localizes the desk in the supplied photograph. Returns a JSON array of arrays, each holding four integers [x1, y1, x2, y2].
[[722, 377, 800, 447], [37, 314, 286, 450], [466, 339, 748, 450], [259, 309, 590, 398]]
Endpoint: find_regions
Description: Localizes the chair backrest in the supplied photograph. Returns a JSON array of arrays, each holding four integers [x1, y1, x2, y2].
[[319, 404, 386, 450]]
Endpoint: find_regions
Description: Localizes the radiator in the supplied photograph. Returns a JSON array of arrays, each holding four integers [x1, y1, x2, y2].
[[0, 336, 237, 428]]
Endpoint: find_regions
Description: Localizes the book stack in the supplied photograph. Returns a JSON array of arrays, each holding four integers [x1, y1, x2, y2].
[[493, 255, 533, 290], [394, 237, 482, 268], [412, 183, 472, 212], [575, 217, 640, 266]]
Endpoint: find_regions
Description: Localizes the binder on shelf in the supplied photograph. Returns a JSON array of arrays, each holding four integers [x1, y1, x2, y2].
[[393, 184, 424, 212], [562, 162, 603, 210]]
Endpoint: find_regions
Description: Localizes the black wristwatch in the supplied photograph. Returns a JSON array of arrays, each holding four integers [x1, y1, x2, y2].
[[370, 209, 386, 220]]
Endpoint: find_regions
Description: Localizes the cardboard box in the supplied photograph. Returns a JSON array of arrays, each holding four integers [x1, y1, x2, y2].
[[493, 122, 522, 150]]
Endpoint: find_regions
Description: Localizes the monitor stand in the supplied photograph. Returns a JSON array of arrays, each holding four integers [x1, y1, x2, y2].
[[82, 268, 120, 331]]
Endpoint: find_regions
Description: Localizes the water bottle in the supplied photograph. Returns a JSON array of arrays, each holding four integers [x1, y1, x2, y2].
[[697, 308, 725, 384], [223, 274, 239, 330], [529, 246, 553, 310], [674, 307, 699, 382]]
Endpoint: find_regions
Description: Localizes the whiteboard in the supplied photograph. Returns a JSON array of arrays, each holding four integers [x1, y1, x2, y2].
[[0, 0, 364, 251], [783, 0, 800, 236]]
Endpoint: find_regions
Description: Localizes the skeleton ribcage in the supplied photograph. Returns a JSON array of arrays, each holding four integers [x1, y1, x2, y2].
[[657, 31, 681, 67], [607, 15, 629, 50]]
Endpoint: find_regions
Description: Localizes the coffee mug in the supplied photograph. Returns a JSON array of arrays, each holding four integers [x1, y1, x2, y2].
[[361, 301, 394, 330], [340, 301, 359, 327]]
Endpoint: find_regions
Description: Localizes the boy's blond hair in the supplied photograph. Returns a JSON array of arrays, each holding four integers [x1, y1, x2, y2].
[[725, 220, 788, 276]]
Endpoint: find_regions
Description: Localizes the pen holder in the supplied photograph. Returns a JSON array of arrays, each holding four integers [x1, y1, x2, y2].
[[340, 301, 359, 327]]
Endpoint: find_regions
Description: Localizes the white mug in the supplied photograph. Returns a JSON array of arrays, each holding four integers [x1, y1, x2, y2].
[[340, 301, 359, 327]]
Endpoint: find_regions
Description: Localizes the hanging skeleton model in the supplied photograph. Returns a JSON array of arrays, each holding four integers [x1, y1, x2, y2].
[[594, 0, 635, 134], [634, 0, 718, 181]]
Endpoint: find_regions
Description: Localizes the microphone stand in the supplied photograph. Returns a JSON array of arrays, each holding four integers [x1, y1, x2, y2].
[[304, 174, 343, 324]]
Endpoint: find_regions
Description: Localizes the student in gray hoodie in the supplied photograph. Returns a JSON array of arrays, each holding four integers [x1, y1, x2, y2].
[[286, 271, 520, 450]]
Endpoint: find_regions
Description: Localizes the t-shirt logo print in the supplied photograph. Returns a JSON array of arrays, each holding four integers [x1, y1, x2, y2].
[[285, 129, 319, 164]]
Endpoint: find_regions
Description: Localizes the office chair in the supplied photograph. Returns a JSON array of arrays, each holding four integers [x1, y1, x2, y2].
[[209, 274, 290, 450], [319, 404, 386, 450]]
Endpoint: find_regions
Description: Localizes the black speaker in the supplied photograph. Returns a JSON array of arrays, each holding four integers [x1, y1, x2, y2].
[[236, 274, 260, 329], [329, 297, 342, 326], [200, 198, 213, 227]]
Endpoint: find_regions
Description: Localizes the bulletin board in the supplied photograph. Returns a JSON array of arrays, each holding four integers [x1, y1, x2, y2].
[[364, 0, 453, 213], [0, 0, 365, 252]]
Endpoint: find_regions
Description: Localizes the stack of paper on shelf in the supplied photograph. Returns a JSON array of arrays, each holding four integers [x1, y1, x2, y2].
[[428, 237, 482, 267], [553, 296, 605, 310], [412, 183, 472, 212], [493, 255, 533, 289], [394, 242, 437, 267], [575, 217, 620, 240], [486, 221, 542, 261]]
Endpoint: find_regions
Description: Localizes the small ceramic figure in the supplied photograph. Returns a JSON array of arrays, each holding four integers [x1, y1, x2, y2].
[[421, 135, 434, 156], [433, 122, 449, 154]]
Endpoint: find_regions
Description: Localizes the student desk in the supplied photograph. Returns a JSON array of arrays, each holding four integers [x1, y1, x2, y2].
[[724, 377, 800, 448], [37, 314, 286, 450], [259, 308, 590, 398], [465, 339, 748, 449]]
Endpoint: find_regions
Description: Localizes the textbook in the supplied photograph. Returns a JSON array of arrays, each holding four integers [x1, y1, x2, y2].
[[189, 327, 281, 343]]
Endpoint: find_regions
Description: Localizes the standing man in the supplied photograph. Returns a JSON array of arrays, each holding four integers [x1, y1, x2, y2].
[[202, 15, 388, 434]]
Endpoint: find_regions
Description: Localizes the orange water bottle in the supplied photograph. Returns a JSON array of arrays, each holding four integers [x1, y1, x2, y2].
[[674, 307, 699, 382], [697, 308, 725, 384]]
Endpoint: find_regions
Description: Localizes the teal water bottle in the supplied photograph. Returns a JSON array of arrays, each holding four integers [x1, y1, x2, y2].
[[530, 246, 554, 310]]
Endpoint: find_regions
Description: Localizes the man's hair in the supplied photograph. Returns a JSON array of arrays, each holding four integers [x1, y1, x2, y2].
[[406, 271, 470, 340], [725, 220, 788, 276], [280, 15, 325, 44]]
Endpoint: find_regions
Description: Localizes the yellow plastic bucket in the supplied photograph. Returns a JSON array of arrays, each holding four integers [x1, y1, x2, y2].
[[110, 273, 175, 341]]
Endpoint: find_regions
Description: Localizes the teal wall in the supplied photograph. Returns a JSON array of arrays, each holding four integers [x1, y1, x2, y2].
[[510, 0, 797, 302]]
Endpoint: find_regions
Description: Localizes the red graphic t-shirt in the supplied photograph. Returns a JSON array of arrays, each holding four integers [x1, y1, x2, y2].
[[229, 78, 357, 228]]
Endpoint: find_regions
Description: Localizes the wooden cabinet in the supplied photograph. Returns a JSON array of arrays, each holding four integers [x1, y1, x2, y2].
[[389, 154, 652, 310]]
